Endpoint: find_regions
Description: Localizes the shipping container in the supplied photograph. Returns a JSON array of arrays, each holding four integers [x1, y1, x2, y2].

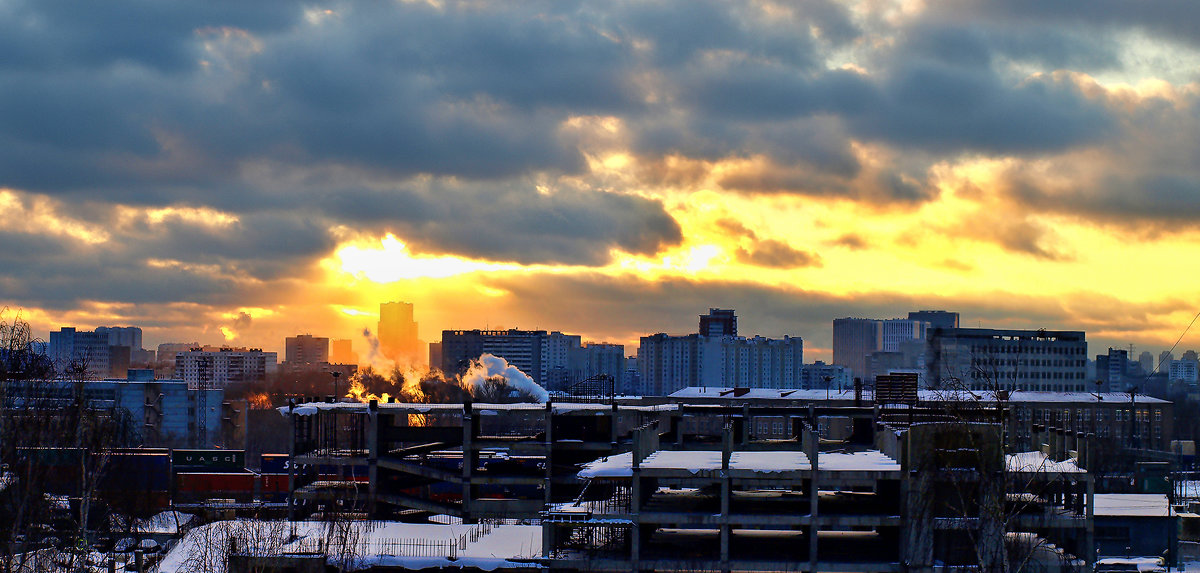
[[260, 453, 291, 473], [316, 464, 369, 482], [259, 473, 290, 502], [175, 471, 256, 502], [99, 452, 171, 492], [172, 449, 246, 472]]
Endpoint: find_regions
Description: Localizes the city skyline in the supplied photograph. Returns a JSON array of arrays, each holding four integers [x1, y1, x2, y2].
[[3, 2, 1200, 363]]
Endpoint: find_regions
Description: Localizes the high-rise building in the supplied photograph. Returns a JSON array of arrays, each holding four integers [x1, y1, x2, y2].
[[439, 329, 621, 390], [574, 343, 626, 387], [441, 329, 546, 384], [428, 342, 442, 372], [881, 319, 928, 353], [712, 335, 804, 389], [1169, 358, 1199, 386], [832, 318, 882, 381], [1138, 351, 1155, 375], [175, 347, 277, 389], [331, 339, 357, 365], [907, 310, 959, 330], [95, 326, 143, 350], [926, 328, 1087, 392], [157, 342, 198, 362], [542, 332, 583, 389], [1160, 351, 1175, 372], [637, 333, 712, 396], [285, 334, 330, 366], [378, 301, 421, 364], [699, 309, 737, 337], [49, 327, 113, 378]]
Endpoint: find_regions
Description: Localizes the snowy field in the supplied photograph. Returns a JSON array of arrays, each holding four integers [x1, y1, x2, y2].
[[156, 519, 542, 572]]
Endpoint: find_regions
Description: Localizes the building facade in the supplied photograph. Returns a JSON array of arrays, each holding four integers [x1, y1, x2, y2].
[[926, 328, 1088, 392], [48, 327, 112, 379], [95, 326, 143, 351], [699, 308, 737, 337], [330, 338, 357, 365], [175, 347, 277, 389], [378, 301, 420, 364], [832, 318, 882, 381], [441, 329, 547, 385], [285, 334, 330, 367]]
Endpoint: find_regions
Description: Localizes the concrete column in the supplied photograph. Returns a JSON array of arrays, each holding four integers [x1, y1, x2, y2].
[[720, 475, 731, 570], [462, 401, 474, 521], [544, 400, 554, 508], [741, 404, 751, 446], [631, 467, 642, 571], [287, 402, 296, 521], [367, 400, 378, 516], [1085, 476, 1096, 568], [808, 427, 819, 571]]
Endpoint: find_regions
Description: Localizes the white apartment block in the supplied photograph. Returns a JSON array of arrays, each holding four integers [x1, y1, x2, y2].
[[175, 347, 278, 389]]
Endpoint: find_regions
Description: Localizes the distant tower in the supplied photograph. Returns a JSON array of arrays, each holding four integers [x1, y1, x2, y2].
[[378, 301, 420, 364], [832, 318, 882, 381], [330, 339, 357, 365], [699, 309, 737, 337]]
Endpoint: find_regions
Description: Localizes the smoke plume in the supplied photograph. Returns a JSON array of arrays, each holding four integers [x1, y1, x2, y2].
[[462, 354, 549, 402], [345, 353, 548, 404]]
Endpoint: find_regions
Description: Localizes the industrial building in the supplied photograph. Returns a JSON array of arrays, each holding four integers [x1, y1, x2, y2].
[[926, 328, 1088, 392], [278, 386, 1150, 571], [0, 370, 231, 447]]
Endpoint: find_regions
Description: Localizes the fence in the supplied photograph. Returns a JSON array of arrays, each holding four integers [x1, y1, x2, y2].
[[229, 519, 507, 562], [236, 534, 460, 560]]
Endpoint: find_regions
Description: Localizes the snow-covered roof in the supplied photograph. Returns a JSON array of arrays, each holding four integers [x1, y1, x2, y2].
[[578, 449, 900, 477], [818, 450, 901, 472], [1005, 451, 1086, 474], [281, 401, 676, 417], [1093, 494, 1176, 518], [670, 387, 862, 401], [669, 387, 1170, 405], [157, 519, 541, 573], [578, 452, 635, 478]]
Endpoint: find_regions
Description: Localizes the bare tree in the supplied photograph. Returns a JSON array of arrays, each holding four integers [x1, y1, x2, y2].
[[0, 311, 138, 572], [915, 351, 1091, 572]]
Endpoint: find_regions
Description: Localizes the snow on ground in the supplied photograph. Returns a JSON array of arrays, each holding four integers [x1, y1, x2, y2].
[[156, 519, 541, 572], [1098, 556, 1166, 572], [1006, 451, 1086, 474]]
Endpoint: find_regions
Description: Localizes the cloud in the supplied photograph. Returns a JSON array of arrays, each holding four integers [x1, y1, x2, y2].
[[736, 239, 822, 269]]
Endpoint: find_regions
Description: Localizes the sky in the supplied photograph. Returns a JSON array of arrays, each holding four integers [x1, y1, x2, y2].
[[4, 0, 1200, 363]]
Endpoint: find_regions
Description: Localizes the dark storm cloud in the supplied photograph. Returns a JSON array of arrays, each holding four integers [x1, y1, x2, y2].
[[0, 0, 298, 73], [0, 0, 1195, 320], [927, 0, 1200, 48], [315, 179, 682, 265]]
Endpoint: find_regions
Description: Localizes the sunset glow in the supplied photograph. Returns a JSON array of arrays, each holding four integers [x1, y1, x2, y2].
[[2, 0, 1199, 364]]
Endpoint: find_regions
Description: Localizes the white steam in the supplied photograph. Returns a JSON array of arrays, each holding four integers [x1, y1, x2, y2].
[[462, 353, 549, 403]]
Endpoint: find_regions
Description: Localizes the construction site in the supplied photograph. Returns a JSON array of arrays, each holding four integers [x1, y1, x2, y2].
[[280, 392, 1102, 572]]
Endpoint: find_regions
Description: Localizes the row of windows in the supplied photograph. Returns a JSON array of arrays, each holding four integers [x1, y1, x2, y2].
[[967, 344, 1085, 355]]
